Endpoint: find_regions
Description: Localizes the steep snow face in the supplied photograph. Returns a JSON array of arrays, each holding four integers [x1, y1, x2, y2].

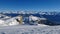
[[0, 18, 19, 26], [0, 20, 8, 26], [0, 16, 25, 26], [8, 19, 19, 26], [5, 18, 19, 26], [29, 15, 39, 21]]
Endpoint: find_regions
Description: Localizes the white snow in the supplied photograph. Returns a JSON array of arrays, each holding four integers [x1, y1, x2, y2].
[[0, 20, 8, 26], [0, 20, 4, 24], [29, 15, 39, 21], [38, 24, 48, 26], [0, 17, 19, 26], [0, 25, 59, 34], [8, 19, 19, 26]]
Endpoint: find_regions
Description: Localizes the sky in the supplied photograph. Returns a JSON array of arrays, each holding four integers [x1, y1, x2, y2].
[[0, 0, 60, 12]]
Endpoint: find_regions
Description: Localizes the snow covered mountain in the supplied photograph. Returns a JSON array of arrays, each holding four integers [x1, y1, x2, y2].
[[0, 11, 60, 34], [0, 11, 60, 26], [0, 11, 60, 15]]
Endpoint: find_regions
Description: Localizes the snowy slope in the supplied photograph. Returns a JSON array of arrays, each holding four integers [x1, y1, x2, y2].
[[29, 15, 39, 21], [0, 25, 59, 34]]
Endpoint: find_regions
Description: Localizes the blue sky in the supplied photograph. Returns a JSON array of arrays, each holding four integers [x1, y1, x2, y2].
[[0, 0, 60, 12]]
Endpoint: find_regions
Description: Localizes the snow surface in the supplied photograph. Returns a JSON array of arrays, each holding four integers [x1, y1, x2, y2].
[[0, 25, 59, 34], [29, 15, 39, 21]]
